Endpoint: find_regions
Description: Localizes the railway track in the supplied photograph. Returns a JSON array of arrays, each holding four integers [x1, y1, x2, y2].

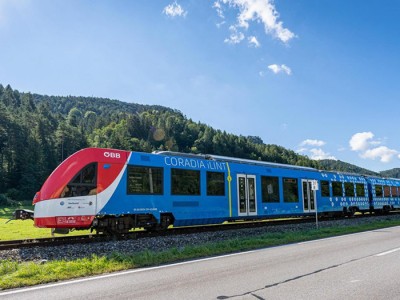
[[0, 234, 104, 251], [0, 215, 351, 251], [2, 211, 395, 251]]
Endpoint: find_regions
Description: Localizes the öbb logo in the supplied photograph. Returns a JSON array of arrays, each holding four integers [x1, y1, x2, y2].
[[104, 152, 121, 159]]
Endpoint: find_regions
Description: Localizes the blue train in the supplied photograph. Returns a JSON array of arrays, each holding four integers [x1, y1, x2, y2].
[[31, 148, 400, 234]]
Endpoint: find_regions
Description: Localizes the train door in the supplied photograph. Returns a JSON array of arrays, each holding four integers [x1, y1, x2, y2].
[[302, 179, 316, 212], [367, 182, 374, 208], [237, 174, 257, 216]]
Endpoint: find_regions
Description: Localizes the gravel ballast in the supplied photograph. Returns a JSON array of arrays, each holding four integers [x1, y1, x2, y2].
[[1, 214, 400, 262]]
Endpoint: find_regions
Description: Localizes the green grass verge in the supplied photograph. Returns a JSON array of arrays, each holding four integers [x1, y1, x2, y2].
[[1, 217, 400, 290], [0, 206, 90, 240]]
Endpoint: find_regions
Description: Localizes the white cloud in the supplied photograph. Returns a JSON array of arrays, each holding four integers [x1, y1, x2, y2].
[[163, 1, 187, 18], [297, 147, 307, 154], [300, 139, 326, 147], [214, 0, 295, 44], [309, 148, 336, 160], [297, 139, 336, 160], [349, 132, 375, 151], [213, 1, 225, 19], [248, 36, 260, 47], [349, 131, 400, 164], [268, 64, 292, 75], [213, 1, 226, 27], [361, 146, 398, 163], [224, 25, 245, 44]]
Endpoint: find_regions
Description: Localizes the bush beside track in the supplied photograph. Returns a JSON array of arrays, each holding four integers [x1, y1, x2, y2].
[[1, 214, 400, 290]]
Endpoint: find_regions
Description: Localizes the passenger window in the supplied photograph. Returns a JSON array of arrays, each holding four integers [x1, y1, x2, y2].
[[356, 183, 365, 197], [344, 182, 355, 197], [321, 180, 330, 197], [127, 166, 163, 194], [375, 185, 383, 197], [262, 176, 280, 203], [283, 178, 298, 203], [332, 182, 343, 197], [207, 172, 225, 196], [384, 185, 391, 197], [391, 186, 398, 197], [61, 163, 97, 198], [171, 169, 200, 195]]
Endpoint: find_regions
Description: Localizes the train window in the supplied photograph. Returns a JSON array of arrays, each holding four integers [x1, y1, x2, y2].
[[321, 180, 330, 197], [384, 185, 391, 197], [127, 166, 163, 195], [171, 169, 200, 195], [344, 182, 355, 197], [61, 163, 97, 198], [283, 178, 298, 203], [391, 186, 398, 197], [356, 183, 365, 197], [261, 176, 280, 203], [332, 182, 343, 197], [207, 172, 225, 196], [375, 185, 383, 197]]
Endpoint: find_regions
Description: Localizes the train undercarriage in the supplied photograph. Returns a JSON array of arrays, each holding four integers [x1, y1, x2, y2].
[[12, 205, 397, 237], [92, 213, 175, 235]]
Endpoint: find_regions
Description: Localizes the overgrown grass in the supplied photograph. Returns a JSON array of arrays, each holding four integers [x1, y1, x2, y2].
[[1, 218, 400, 290]]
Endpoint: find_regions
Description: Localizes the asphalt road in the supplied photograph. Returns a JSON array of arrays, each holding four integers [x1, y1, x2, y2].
[[2, 226, 400, 300]]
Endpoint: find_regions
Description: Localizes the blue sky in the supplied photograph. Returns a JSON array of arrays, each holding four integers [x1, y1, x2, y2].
[[1, 0, 399, 172]]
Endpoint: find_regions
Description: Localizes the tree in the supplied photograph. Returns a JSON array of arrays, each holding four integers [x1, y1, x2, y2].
[[67, 108, 82, 127], [83, 111, 97, 133], [0, 84, 341, 201]]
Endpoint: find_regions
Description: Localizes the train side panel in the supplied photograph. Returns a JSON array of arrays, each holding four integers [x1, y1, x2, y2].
[[98, 152, 231, 226], [317, 172, 370, 215], [32, 147, 400, 233], [367, 177, 400, 211]]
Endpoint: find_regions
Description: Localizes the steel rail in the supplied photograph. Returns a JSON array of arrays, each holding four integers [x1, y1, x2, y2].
[[1, 211, 398, 251]]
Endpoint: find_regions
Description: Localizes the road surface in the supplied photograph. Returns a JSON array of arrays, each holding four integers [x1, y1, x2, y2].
[[2, 226, 400, 299]]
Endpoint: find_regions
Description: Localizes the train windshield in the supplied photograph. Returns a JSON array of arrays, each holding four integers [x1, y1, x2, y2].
[[60, 163, 97, 198]]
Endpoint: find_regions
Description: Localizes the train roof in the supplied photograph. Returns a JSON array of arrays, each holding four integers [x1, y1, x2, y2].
[[152, 151, 317, 172], [151, 151, 400, 181]]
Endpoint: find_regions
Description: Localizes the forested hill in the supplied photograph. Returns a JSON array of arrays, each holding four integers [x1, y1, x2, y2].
[[380, 168, 400, 179], [0, 84, 320, 201], [318, 160, 379, 176], [318, 160, 400, 179]]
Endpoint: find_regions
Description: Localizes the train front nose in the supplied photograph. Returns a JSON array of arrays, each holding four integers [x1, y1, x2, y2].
[[33, 191, 41, 204]]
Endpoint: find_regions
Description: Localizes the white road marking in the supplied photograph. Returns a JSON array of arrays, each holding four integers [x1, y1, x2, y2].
[[0, 249, 263, 296], [375, 247, 400, 257], [2, 225, 400, 296]]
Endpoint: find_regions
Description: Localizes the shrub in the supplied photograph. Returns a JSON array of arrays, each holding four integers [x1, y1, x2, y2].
[[6, 188, 24, 201], [0, 194, 21, 207], [0, 194, 10, 206]]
